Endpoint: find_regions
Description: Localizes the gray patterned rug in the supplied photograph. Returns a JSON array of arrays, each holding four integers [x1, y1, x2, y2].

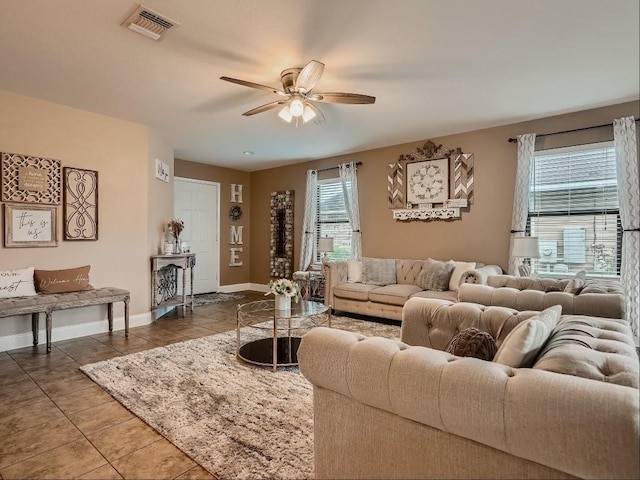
[[192, 292, 246, 307], [80, 316, 399, 480]]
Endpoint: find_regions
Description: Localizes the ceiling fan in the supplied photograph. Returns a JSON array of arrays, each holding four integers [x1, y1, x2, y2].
[[220, 60, 375, 125]]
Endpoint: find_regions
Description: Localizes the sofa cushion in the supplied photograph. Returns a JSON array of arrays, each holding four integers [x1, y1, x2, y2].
[[533, 315, 639, 387], [368, 284, 422, 306], [409, 290, 458, 302], [446, 327, 497, 361], [333, 282, 378, 301], [493, 305, 561, 368], [449, 261, 476, 291], [417, 259, 454, 291], [347, 260, 362, 283], [362, 258, 396, 286], [0, 267, 37, 299]]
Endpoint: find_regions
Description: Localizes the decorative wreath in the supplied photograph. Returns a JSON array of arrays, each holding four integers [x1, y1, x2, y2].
[[229, 205, 243, 221], [408, 163, 445, 200]]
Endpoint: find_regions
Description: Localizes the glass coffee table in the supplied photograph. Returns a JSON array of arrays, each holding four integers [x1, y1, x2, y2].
[[236, 299, 331, 371]]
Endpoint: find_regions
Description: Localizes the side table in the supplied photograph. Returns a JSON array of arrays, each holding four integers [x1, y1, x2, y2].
[[293, 270, 326, 302], [151, 253, 196, 317]]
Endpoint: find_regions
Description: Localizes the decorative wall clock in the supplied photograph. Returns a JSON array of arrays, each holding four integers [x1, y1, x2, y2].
[[229, 205, 243, 221]]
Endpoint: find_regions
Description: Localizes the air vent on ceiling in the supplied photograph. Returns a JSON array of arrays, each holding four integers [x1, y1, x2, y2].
[[122, 5, 179, 41]]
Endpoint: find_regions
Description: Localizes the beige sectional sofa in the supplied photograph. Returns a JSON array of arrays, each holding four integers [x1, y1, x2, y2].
[[458, 274, 625, 318], [299, 298, 639, 479], [323, 258, 501, 321]]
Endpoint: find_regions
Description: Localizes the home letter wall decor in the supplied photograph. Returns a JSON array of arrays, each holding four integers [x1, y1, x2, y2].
[[229, 184, 244, 267]]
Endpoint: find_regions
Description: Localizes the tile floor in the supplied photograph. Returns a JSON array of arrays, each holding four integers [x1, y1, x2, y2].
[[0, 291, 267, 480]]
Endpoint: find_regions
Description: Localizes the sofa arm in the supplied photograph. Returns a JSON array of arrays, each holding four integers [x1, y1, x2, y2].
[[321, 261, 348, 308], [299, 327, 640, 480], [400, 297, 536, 349]]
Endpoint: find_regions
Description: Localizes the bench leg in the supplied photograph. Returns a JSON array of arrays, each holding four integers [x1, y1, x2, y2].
[[46, 311, 52, 354], [108, 303, 113, 333], [31, 313, 39, 346], [124, 296, 130, 338]]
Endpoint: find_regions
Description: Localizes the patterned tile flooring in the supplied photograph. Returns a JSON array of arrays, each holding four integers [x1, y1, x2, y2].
[[0, 291, 267, 480]]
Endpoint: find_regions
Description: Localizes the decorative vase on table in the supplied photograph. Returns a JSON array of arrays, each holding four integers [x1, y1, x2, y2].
[[274, 294, 291, 311]]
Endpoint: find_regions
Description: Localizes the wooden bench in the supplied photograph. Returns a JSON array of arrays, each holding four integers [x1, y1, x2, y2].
[[0, 287, 130, 353]]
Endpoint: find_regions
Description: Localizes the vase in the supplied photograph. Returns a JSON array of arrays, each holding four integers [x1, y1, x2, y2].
[[274, 295, 291, 311]]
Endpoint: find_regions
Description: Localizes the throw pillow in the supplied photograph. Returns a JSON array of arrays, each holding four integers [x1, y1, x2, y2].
[[362, 258, 396, 286], [417, 258, 455, 291], [493, 305, 562, 368], [564, 270, 586, 294], [347, 260, 363, 283], [446, 328, 497, 361], [0, 267, 38, 299], [34, 265, 93, 294], [449, 261, 476, 291]]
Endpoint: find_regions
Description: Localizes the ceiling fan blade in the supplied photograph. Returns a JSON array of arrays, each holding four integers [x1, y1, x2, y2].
[[242, 100, 287, 116], [295, 60, 325, 92], [309, 92, 376, 104], [220, 76, 287, 96]]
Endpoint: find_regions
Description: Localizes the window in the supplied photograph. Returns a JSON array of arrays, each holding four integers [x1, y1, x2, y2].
[[528, 142, 621, 277], [315, 179, 352, 262]]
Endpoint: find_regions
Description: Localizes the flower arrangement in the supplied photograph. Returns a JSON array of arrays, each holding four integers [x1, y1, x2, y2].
[[265, 278, 299, 299], [167, 219, 185, 240]]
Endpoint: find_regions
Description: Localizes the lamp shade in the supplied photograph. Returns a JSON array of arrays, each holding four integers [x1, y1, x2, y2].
[[318, 237, 334, 252], [511, 236, 540, 258]]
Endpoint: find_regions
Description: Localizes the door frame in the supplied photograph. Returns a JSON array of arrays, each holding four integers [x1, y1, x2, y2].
[[174, 176, 221, 293]]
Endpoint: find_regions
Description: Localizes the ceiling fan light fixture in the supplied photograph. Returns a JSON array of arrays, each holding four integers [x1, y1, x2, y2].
[[302, 104, 317, 123], [289, 97, 304, 117], [278, 106, 293, 123]]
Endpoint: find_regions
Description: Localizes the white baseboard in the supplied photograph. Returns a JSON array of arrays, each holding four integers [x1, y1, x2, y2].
[[219, 283, 269, 293], [0, 312, 152, 353]]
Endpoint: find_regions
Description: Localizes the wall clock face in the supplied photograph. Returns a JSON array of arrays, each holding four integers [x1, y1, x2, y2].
[[229, 205, 243, 221]]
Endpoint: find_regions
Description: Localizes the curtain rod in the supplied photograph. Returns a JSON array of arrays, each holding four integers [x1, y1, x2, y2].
[[316, 161, 362, 173], [507, 118, 640, 143]]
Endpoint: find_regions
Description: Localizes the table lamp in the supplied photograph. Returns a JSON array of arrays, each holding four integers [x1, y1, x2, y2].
[[318, 237, 334, 265], [511, 236, 540, 276]]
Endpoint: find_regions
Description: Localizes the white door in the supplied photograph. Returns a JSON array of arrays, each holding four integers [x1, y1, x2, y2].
[[174, 178, 219, 294]]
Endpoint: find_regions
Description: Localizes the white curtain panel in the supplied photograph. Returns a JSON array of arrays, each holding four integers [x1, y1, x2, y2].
[[299, 169, 318, 271], [508, 133, 537, 275], [614, 116, 639, 343], [339, 162, 362, 260]]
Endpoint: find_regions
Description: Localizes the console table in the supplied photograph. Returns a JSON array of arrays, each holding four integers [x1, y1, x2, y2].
[[151, 253, 196, 317]]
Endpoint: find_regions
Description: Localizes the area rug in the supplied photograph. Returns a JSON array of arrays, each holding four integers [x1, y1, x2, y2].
[[192, 292, 246, 306], [80, 317, 399, 479]]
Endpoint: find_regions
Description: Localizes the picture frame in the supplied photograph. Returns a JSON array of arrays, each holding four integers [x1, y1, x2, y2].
[[4, 203, 57, 247], [405, 158, 449, 204], [63, 167, 98, 240], [1, 152, 61, 204]]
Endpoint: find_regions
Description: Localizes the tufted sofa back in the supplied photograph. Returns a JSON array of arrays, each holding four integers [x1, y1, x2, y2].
[[395, 259, 424, 285]]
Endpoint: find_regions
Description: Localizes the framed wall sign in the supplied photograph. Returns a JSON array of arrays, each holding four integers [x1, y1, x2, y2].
[[63, 167, 98, 240], [405, 158, 449, 204], [4, 203, 57, 247], [1, 152, 61, 204]]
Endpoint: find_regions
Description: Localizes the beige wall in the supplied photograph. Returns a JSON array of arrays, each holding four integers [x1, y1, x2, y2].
[[148, 129, 175, 256], [174, 159, 251, 287], [0, 90, 173, 343], [249, 101, 639, 284]]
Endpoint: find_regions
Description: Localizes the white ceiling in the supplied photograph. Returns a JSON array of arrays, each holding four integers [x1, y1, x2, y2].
[[0, 0, 638, 171]]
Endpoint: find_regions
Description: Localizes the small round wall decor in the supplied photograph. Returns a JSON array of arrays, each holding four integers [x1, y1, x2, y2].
[[229, 205, 243, 221]]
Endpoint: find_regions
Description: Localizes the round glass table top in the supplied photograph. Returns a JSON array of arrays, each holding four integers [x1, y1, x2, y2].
[[237, 299, 330, 331]]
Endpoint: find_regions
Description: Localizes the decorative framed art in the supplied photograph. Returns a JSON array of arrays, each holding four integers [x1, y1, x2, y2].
[[63, 167, 98, 240], [405, 158, 449, 204], [4, 203, 57, 247], [1, 152, 61, 204]]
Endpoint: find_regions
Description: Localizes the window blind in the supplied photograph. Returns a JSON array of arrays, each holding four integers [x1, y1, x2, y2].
[[316, 179, 352, 262], [528, 142, 620, 277]]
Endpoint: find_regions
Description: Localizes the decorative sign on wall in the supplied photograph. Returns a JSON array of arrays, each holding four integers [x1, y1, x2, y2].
[[155, 159, 170, 183], [388, 140, 474, 221], [3, 203, 57, 247], [229, 184, 244, 267], [270, 190, 294, 278], [1, 152, 61, 204], [63, 167, 98, 241]]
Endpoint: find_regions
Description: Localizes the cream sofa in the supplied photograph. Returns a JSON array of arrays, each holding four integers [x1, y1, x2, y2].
[[458, 274, 625, 318], [299, 299, 639, 479], [323, 258, 501, 321]]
